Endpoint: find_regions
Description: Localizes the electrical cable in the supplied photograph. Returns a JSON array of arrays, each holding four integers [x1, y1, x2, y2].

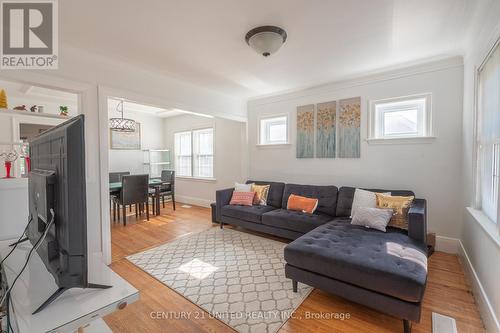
[[6, 293, 11, 333], [0, 209, 55, 308], [0, 215, 33, 269], [0, 215, 33, 333]]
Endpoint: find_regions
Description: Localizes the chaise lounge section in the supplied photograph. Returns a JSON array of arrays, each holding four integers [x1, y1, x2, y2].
[[284, 217, 427, 333], [215, 181, 428, 332]]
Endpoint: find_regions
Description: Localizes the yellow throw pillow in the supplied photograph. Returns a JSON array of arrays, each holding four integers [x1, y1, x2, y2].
[[251, 184, 270, 205], [375, 193, 414, 230]]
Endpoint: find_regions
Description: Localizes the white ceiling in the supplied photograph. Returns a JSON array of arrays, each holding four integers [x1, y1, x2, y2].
[[107, 98, 213, 118], [0, 78, 78, 105], [61, 0, 481, 99]]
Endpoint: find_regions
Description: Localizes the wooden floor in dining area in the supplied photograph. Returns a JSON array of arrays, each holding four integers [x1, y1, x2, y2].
[[104, 203, 486, 333]]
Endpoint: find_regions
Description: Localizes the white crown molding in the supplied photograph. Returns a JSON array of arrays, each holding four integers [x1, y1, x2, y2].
[[248, 56, 464, 107]]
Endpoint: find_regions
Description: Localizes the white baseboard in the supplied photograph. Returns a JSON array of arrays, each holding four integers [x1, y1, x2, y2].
[[457, 240, 500, 333], [434, 235, 499, 332], [435, 236, 460, 254], [175, 195, 212, 208]]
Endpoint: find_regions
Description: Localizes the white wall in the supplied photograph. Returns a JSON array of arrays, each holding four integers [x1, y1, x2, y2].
[[0, 83, 78, 177], [6, 95, 78, 117], [0, 113, 66, 178], [59, 45, 246, 121], [108, 110, 165, 175], [0, 43, 247, 263], [0, 179, 28, 240], [247, 57, 464, 239], [460, 0, 500, 331], [163, 114, 246, 206]]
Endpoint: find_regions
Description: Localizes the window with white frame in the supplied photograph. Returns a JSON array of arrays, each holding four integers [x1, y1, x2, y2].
[[476, 39, 500, 224], [174, 131, 192, 177], [174, 128, 214, 178], [193, 128, 214, 178], [369, 94, 432, 140], [259, 116, 288, 145]]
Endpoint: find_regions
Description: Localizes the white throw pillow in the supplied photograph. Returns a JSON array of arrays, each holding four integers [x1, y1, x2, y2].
[[235, 182, 253, 192], [350, 188, 390, 217], [351, 207, 394, 232]]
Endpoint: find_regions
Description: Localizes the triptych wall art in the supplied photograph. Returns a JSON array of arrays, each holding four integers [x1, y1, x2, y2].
[[296, 104, 315, 158], [296, 97, 360, 158]]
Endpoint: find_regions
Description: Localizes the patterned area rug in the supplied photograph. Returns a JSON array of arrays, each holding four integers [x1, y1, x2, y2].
[[127, 228, 312, 333]]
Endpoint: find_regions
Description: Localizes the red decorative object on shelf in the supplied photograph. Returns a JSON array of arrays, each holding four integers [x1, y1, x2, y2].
[[1, 149, 18, 178], [4, 161, 12, 178], [25, 156, 31, 173]]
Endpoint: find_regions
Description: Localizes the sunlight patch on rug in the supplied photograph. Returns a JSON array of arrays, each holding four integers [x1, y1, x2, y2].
[[127, 228, 312, 333]]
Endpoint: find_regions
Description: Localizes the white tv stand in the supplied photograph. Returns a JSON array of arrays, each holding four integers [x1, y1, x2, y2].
[[0, 240, 139, 332]]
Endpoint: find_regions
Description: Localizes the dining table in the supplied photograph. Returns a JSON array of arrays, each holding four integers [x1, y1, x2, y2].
[[109, 178, 170, 216]]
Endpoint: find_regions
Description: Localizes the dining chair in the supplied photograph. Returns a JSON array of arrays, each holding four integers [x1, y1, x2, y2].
[[159, 170, 176, 211], [109, 171, 130, 183], [109, 172, 130, 221], [112, 174, 150, 226]]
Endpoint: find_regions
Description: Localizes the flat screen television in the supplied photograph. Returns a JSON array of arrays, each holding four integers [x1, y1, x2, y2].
[[27, 114, 109, 314]]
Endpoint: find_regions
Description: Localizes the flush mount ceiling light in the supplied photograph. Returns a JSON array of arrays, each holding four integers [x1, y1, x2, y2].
[[109, 100, 136, 132], [245, 26, 287, 57]]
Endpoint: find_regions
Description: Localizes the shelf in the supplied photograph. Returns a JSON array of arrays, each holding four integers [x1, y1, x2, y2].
[[0, 141, 25, 146], [0, 108, 69, 119], [143, 149, 171, 178]]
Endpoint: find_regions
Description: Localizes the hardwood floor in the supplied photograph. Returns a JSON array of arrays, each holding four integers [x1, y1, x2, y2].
[[104, 203, 485, 333]]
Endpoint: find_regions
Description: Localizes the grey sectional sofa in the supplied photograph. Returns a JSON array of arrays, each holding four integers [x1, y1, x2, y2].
[[215, 181, 428, 333]]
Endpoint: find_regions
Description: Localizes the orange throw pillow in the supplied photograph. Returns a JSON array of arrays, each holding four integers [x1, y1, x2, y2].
[[287, 194, 319, 214]]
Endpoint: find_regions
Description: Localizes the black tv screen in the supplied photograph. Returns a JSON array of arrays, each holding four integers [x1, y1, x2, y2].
[[28, 115, 88, 312]]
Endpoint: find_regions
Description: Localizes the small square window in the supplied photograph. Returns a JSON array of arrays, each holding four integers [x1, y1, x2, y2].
[[260, 116, 288, 145], [369, 94, 432, 140]]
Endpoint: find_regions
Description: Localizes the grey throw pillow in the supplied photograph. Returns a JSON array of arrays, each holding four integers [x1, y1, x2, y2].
[[351, 207, 394, 232], [235, 182, 253, 192], [350, 188, 390, 218]]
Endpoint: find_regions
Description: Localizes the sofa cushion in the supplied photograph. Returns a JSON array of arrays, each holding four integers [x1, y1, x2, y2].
[[246, 180, 285, 208], [229, 191, 255, 206], [282, 184, 338, 216], [286, 194, 319, 214], [336, 187, 415, 217], [262, 209, 332, 234], [221, 204, 276, 223], [376, 193, 415, 230], [284, 221, 427, 302]]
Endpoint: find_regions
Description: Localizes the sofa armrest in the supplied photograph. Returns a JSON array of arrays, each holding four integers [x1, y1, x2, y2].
[[408, 198, 427, 244], [216, 188, 234, 222]]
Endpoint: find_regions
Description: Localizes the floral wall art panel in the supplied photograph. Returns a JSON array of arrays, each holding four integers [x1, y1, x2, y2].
[[296, 104, 315, 158], [316, 101, 336, 158], [338, 97, 361, 158]]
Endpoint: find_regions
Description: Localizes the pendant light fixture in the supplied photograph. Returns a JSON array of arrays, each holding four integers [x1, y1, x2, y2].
[[245, 26, 287, 57], [109, 100, 136, 132]]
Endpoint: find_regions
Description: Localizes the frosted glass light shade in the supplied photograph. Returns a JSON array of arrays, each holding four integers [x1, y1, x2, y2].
[[245, 26, 287, 57]]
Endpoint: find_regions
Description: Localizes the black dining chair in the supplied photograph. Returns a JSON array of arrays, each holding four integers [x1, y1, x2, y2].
[[109, 171, 130, 221], [112, 174, 150, 226], [109, 171, 130, 183], [159, 170, 176, 211]]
